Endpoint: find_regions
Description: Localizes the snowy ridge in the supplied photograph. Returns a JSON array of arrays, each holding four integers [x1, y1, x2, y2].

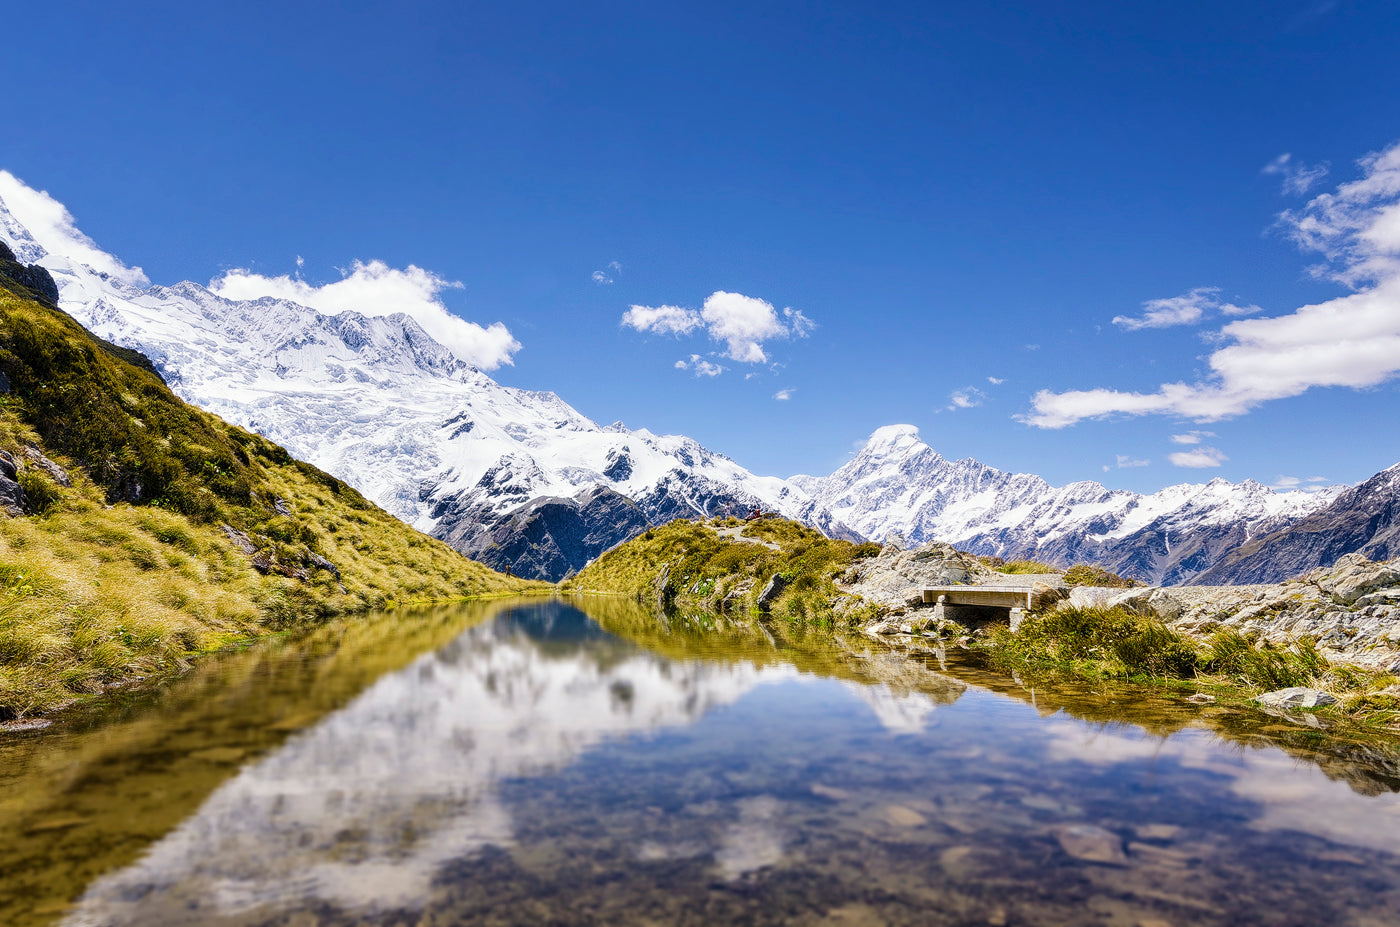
[[0, 182, 847, 579], [794, 425, 1344, 585]]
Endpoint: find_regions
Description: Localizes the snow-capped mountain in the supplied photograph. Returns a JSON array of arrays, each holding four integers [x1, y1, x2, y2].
[[0, 181, 848, 580], [1191, 462, 1400, 585], [793, 425, 1346, 585]]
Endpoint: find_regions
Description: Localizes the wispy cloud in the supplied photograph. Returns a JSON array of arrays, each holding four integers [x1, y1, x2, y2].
[[212, 260, 521, 370], [987, 376, 1005, 385], [1170, 430, 1215, 445], [1115, 455, 1150, 468], [947, 386, 985, 410], [1111, 286, 1261, 331], [773, 388, 794, 401], [1263, 153, 1330, 195], [591, 260, 623, 285], [1270, 474, 1333, 492], [1024, 141, 1400, 428], [623, 291, 813, 368], [674, 354, 723, 377], [1169, 446, 1228, 468]]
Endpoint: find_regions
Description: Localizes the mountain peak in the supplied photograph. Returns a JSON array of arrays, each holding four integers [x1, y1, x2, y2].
[[864, 424, 923, 451]]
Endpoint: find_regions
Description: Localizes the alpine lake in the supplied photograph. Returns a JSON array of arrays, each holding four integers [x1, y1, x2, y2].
[[3, 597, 1399, 927]]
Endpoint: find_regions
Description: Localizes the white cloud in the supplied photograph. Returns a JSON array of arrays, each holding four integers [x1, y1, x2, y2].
[[1272, 474, 1334, 492], [211, 260, 521, 370], [621, 304, 702, 336], [1170, 430, 1215, 445], [1111, 287, 1260, 331], [0, 170, 149, 287], [674, 354, 723, 377], [773, 388, 794, 401], [701, 291, 789, 362], [592, 261, 623, 285], [1115, 455, 1150, 468], [623, 291, 812, 366], [1169, 446, 1228, 468], [947, 387, 985, 410], [1263, 152, 1330, 195], [987, 376, 1005, 385], [1025, 141, 1400, 428]]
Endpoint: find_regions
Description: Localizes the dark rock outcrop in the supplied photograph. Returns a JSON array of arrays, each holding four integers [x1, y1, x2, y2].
[[0, 450, 25, 516], [435, 485, 652, 581]]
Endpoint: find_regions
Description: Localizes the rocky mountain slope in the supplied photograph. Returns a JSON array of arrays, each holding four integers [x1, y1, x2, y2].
[[0, 180, 849, 581], [793, 424, 1350, 585], [1192, 463, 1400, 585]]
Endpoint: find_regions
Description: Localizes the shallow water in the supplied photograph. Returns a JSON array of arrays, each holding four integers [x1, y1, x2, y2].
[[3, 597, 1400, 926]]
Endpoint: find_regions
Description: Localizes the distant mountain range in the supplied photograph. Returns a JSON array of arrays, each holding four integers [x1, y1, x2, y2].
[[3, 179, 1395, 584], [792, 425, 1391, 586]]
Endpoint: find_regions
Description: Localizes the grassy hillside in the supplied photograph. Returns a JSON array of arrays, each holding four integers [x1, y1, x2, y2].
[[0, 268, 544, 719], [562, 516, 883, 623]]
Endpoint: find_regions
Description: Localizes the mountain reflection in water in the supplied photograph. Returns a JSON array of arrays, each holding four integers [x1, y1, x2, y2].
[[0, 598, 1396, 926]]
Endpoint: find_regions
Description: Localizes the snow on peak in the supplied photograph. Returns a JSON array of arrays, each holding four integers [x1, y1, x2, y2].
[[865, 424, 923, 450]]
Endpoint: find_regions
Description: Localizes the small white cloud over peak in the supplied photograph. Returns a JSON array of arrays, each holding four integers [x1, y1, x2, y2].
[[674, 354, 723, 377], [0, 170, 149, 287], [1024, 140, 1400, 429], [591, 270, 613, 285], [623, 291, 812, 365], [1271, 474, 1334, 492], [947, 387, 985, 410], [987, 376, 1005, 385], [1263, 153, 1329, 195], [212, 260, 521, 370], [1112, 287, 1258, 331], [773, 388, 794, 401], [1169, 446, 1228, 468], [1170, 430, 1215, 445], [1115, 455, 1150, 468]]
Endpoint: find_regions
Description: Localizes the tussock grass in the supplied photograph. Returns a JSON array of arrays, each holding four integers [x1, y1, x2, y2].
[[984, 605, 1200, 679], [1061, 563, 1141, 588], [0, 282, 545, 719], [997, 558, 1059, 574]]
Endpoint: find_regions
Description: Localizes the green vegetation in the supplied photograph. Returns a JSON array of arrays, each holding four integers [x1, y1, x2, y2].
[[984, 605, 1199, 678], [996, 558, 1058, 574], [0, 280, 544, 719], [563, 517, 883, 625], [980, 604, 1399, 732], [1061, 563, 1141, 588]]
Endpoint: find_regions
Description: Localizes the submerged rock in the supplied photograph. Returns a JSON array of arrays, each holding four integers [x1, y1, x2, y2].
[[1053, 824, 1127, 865]]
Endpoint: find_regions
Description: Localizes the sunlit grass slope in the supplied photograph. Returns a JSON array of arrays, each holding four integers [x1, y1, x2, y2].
[[0, 277, 544, 718], [562, 516, 883, 624]]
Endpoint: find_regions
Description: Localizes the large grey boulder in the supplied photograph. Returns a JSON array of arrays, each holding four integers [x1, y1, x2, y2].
[[1255, 687, 1338, 709], [1309, 552, 1400, 606]]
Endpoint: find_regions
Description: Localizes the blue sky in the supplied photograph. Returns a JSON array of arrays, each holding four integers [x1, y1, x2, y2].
[[5, 0, 1400, 490]]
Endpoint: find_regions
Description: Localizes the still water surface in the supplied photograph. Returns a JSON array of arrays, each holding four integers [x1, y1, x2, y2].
[[3, 597, 1400, 926]]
